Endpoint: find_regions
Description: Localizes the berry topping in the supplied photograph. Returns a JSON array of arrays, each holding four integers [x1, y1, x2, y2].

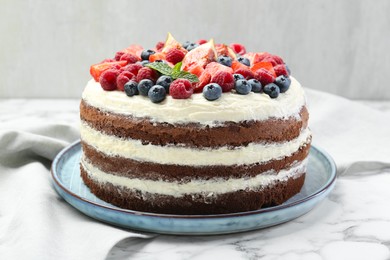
[[141, 49, 156, 61], [114, 51, 125, 61], [123, 63, 143, 75], [137, 79, 154, 96], [156, 75, 173, 93], [193, 71, 211, 93], [217, 55, 233, 67], [235, 79, 252, 95], [166, 48, 185, 65], [136, 67, 159, 82], [237, 56, 250, 66], [230, 43, 246, 55], [274, 75, 291, 93], [90, 60, 127, 82], [250, 62, 276, 76], [203, 83, 222, 101], [124, 80, 139, 96], [263, 83, 280, 98], [117, 71, 136, 91], [119, 53, 140, 64], [148, 85, 167, 103], [234, 68, 255, 80], [149, 52, 166, 62], [211, 71, 235, 92], [271, 55, 284, 65], [186, 43, 199, 51], [155, 41, 165, 52], [254, 68, 275, 86], [233, 74, 245, 81], [197, 39, 208, 45], [170, 79, 193, 99], [99, 69, 120, 91], [204, 61, 233, 75], [274, 64, 289, 77], [248, 79, 262, 93], [182, 41, 191, 49]]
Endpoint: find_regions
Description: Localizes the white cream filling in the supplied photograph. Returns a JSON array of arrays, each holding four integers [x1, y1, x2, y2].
[[81, 157, 307, 197], [80, 122, 311, 166], [82, 76, 306, 126]]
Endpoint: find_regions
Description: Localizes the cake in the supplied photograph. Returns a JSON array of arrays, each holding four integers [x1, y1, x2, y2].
[[80, 34, 312, 215]]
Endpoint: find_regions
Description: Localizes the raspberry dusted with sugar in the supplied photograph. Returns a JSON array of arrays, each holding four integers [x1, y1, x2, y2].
[[120, 53, 140, 64], [155, 41, 165, 52], [211, 71, 235, 92], [255, 68, 275, 86], [166, 48, 185, 65], [99, 69, 120, 91], [117, 71, 136, 91], [235, 68, 254, 79], [136, 67, 159, 83], [170, 79, 193, 99], [123, 63, 143, 75], [274, 64, 289, 77]]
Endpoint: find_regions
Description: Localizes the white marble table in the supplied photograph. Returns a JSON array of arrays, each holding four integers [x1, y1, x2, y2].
[[1, 99, 390, 260]]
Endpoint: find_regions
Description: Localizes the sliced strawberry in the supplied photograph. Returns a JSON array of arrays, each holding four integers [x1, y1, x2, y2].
[[192, 71, 211, 93], [250, 62, 276, 77], [231, 60, 248, 72], [90, 61, 127, 82], [188, 65, 204, 77], [149, 52, 166, 62]]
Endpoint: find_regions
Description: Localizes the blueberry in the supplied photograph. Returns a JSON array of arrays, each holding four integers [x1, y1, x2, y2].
[[137, 79, 154, 96], [186, 43, 199, 51], [237, 56, 250, 66], [156, 75, 173, 93], [285, 64, 291, 75], [124, 80, 139, 96], [182, 41, 191, 49], [233, 74, 245, 81], [274, 75, 291, 93], [235, 79, 251, 95], [141, 49, 155, 61], [203, 83, 222, 101], [263, 83, 280, 98], [217, 55, 232, 67], [148, 85, 166, 103], [248, 79, 262, 93], [139, 60, 150, 66]]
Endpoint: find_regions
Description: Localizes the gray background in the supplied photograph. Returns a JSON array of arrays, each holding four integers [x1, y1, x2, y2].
[[1, 0, 389, 100]]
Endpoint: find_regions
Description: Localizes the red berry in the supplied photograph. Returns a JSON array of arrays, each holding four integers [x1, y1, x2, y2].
[[99, 69, 120, 91], [166, 48, 185, 65], [274, 64, 289, 77], [136, 67, 159, 82], [101, 58, 115, 63], [90, 60, 127, 82], [230, 43, 246, 55], [170, 79, 193, 99], [123, 63, 143, 75], [211, 71, 235, 92], [193, 71, 211, 93], [117, 71, 136, 91], [260, 57, 278, 66], [156, 41, 165, 52], [235, 68, 254, 79], [120, 53, 140, 64], [197, 39, 208, 45], [271, 55, 284, 65], [114, 51, 125, 61], [254, 68, 275, 86]]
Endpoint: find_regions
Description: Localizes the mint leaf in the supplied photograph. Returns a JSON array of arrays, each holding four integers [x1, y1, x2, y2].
[[145, 62, 173, 75], [173, 62, 182, 72], [171, 70, 199, 83]]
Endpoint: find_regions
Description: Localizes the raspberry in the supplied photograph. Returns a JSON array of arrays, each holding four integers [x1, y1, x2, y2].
[[101, 58, 115, 63], [254, 68, 275, 86], [274, 64, 289, 77], [117, 71, 136, 91], [193, 71, 211, 93], [155, 41, 164, 52], [166, 48, 185, 65], [170, 79, 193, 99], [230, 43, 246, 55], [271, 55, 284, 65], [99, 69, 120, 91], [123, 63, 143, 75], [260, 57, 277, 66], [211, 71, 234, 92], [235, 68, 254, 79], [136, 67, 159, 82], [120, 53, 140, 64], [114, 51, 125, 61], [197, 39, 208, 45]]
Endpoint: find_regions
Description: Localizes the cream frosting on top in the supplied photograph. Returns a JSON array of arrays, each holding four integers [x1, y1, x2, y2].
[[82, 76, 306, 126]]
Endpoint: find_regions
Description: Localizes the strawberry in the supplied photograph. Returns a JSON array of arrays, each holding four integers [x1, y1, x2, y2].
[[193, 71, 211, 93], [90, 61, 127, 82]]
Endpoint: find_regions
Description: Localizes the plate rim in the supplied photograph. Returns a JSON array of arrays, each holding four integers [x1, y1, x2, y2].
[[51, 140, 337, 220]]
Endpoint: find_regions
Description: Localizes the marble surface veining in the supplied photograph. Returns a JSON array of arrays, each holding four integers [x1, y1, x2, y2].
[[1, 99, 390, 260]]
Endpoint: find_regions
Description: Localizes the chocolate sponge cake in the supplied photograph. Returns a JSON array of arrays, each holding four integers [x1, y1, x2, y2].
[[80, 35, 311, 214]]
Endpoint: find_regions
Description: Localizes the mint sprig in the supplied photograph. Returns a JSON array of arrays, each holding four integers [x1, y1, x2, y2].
[[145, 62, 199, 83]]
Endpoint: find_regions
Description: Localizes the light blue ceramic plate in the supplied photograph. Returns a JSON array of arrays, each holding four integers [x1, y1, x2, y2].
[[51, 140, 336, 235]]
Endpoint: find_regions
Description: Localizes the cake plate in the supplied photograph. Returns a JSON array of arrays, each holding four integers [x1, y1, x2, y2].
[[51, 140, 337, 235]]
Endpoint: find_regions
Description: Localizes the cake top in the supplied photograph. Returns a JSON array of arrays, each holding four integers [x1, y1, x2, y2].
[[89, 33, 293, 104]]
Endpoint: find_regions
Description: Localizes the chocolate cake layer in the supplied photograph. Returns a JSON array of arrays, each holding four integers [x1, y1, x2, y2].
[[81, 141, 311, 181], [80, 100, 309, 148], [80, 165, 306, 215]]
